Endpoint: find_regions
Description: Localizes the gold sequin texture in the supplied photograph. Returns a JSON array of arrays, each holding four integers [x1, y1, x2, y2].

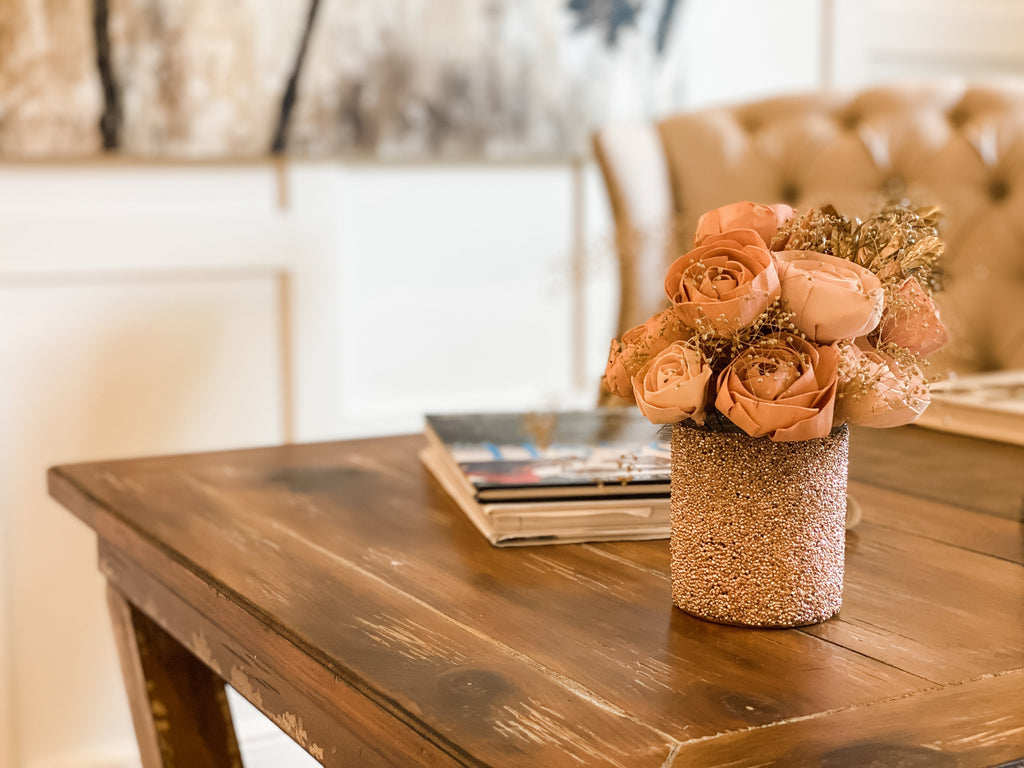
[[669, 424, 848, 627]]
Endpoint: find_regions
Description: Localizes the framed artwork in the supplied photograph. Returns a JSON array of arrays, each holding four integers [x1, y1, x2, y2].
[[0, 0, 686, 159]]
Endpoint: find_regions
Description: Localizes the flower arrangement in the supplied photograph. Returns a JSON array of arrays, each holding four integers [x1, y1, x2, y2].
[[603, 200, 948, 441]]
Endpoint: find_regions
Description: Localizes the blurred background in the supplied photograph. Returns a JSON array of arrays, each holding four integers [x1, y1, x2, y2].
[[1, 0, 1021, 766]]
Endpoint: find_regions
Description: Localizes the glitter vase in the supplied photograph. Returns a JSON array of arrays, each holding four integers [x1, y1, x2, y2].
[[669, 423, 848, 627]]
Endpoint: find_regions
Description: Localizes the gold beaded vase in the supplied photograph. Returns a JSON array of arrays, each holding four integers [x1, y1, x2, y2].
[[669, 422, 849, 627]]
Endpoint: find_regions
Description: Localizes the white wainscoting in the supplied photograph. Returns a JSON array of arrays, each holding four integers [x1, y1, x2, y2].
[[830, 0, 1024, 86], [328, 164, 598, 435], [0, 164, 294, 768], [0, 161, 614, 768]]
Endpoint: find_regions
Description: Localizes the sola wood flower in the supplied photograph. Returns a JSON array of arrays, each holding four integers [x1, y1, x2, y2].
[[694, 201, 795, 246], [877, 276, 949, 356], [835, 342, 930, 428], [603, 308, 689, 401], [609, 199, 947, 435], [715, 333, 839, 441], [632, 342, 712, 425], [665, 230, 781, 335], [775, 250, 884, 343]]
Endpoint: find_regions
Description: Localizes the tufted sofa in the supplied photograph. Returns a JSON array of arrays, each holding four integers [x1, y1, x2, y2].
[[594, 81, 1024, 376]]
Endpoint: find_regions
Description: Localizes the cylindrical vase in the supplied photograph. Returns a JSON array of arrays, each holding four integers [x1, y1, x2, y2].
[[669, 423, 849, 627]]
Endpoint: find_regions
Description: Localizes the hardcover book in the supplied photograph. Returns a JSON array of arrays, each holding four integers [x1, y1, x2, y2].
[[915, 370, 1024, 446], [421, 410, 671, 546]]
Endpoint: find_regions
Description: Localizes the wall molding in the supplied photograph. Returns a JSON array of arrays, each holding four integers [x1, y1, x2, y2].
[[0, 160, 601, 766], [0, 265, 295, 445]]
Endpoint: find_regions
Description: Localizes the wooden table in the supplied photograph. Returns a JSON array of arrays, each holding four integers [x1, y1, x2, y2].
[[50, 426, 1024, 767]]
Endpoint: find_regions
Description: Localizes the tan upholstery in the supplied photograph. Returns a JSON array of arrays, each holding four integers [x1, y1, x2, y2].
[[595, 82, 1024, 375]]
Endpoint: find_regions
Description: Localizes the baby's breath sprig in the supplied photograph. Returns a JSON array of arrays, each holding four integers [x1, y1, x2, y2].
[[770, 205, 858, 259], [836, 340, 930, 414], [872, 338, 928, 378], [680, 299, 802, 375]]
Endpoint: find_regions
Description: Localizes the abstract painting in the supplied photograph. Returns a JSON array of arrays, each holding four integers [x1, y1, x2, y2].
[[0, 0, 686, 159]]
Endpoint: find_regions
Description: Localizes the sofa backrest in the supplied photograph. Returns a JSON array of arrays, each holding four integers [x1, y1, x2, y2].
[[595, 82, 1024, 374]]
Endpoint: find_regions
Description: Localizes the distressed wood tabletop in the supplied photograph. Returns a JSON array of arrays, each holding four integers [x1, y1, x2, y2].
[[49, 425, 1024, 767]]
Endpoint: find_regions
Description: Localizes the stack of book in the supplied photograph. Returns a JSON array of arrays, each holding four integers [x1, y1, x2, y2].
[[420, 410, 671, 546], [915, 369, 1024, 446]]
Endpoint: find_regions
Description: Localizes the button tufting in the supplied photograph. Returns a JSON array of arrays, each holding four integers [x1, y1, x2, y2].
[[739, 113, 761, 133], [947, 107, 968, 128], [643, 84, 1024, 375], [988, 178, 1010, 201], [779, 183, 800, 204]]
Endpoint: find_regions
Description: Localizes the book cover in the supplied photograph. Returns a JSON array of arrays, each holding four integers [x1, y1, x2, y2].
[[424, 410, 671, 502], [419, 444, 670, 547]]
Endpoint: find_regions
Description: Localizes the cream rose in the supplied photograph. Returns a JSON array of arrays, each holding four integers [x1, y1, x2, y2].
[[715, 333, 840, 441], [877, 276, 949, 356], [603, 308, 690, 401], [775, 250, 884, 343], [834, 342, 929, 428], [632, 343, 712, 425], [665, 229, 781, 335], [694, 201, 795, 246]]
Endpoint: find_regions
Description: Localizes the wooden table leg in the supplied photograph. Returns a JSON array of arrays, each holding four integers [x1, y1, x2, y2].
[[107, 584, 243, 768]]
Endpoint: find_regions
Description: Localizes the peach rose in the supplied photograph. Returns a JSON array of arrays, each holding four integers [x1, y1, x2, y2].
[[632, 343, 712, 425], [665, 229, 781, 335], [775, 250, 884, 343], [694, 201, 795, 246], [715, 333, 840, 441], [834, 342, 929, 428], [877, 277, 949, 356], [603, 308, 689, 401]]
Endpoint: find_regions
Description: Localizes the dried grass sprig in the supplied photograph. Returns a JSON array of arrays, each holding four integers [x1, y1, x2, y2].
[[853, 204, 944, 291]]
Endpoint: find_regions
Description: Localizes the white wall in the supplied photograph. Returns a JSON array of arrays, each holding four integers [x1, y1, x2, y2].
[[831, 0, 1024, 86], [0, 3, 836, 766], [320, 164, 599, 434], [678, 0, 826, 108], [0, 161, 614, 768], [0, 165, 295, 768]]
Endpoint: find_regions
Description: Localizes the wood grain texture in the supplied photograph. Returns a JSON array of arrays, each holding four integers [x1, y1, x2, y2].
[[591, 513, 1024, 684], [50, 425, 1024, 767], [805, 519, 1024, 682], [849, 425, 1024, 520], [99, 542, 515, 768], [848, 479, 1024, 565], [51, 439, 923, 738], [106, 585, 242, 768], [669, 669, 1024, 768], [84, 460, 677, 766]]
